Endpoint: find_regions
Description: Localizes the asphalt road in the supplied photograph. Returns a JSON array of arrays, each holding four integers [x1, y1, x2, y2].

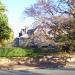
[[0, 68, 75, 75]]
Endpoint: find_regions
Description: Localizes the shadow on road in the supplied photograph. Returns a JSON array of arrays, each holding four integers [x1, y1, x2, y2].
[[0, 70, 45, 75], [60, 68, 75, 71], [26, 61, 65, 69]]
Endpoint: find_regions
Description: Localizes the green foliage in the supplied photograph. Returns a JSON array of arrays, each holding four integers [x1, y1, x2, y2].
[[0, 14, 11, 39], [0, 1, 6, 13], [58, 18, 75, 52], [1, 40, 7, 47], [25, 48, 43, 57], [0, 1, 13, 46], [0, 48, 43, 57]]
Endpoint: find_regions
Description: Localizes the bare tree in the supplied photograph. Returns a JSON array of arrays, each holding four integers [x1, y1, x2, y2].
[[25, 0, 57, 19], [59, 0, 75, 18], [24, 0, 75, 46]]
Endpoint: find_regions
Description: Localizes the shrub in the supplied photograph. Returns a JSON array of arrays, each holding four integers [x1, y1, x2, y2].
[[0, 47, 43, 57]]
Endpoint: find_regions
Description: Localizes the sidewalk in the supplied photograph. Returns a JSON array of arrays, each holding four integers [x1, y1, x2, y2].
[[65, 62, 75, 68], [12, 65, 38, 70], [0, 64, 38, 70]]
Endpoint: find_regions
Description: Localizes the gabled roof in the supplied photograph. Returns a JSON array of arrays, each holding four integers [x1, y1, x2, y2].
[[27, 28, 37, 35]]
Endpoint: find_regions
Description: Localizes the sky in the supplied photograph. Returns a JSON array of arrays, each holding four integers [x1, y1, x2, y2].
[[1, 0, 36, 38]]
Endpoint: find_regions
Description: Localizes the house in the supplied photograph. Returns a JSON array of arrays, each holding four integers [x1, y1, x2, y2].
[[14, 25, 56, 48], [14, 16, 66, 48], [14, 38, 19, 47]]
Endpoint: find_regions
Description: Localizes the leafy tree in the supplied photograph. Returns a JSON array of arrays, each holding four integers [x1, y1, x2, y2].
[[0, 1, 6, 13], [0, 1, 13, 47], [57, 18, 75, 52]]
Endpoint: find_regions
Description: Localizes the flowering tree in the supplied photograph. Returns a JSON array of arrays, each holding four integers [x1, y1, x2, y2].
[[24, 0, 75, 52]]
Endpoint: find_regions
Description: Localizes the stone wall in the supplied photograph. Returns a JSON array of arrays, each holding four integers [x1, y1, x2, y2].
[[0, 56, 75, 68]]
